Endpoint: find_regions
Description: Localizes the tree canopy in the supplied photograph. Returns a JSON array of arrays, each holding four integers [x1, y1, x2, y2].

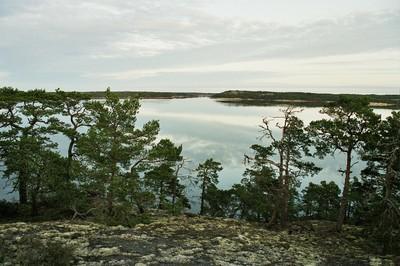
[[1, 87, 399, 255]]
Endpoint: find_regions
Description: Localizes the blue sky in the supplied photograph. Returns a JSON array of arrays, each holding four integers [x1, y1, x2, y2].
[[0, 0, 399, 93]]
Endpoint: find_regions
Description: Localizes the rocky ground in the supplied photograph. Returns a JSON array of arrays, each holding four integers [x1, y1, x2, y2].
[[0, 215, 397, 265]]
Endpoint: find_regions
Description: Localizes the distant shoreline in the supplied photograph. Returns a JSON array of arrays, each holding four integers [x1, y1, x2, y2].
[[84, 91, 213, 99], [82, 90, 400, 109]]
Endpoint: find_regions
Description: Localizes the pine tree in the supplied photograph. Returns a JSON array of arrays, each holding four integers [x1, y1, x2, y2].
[[195, 158, 223, 215], [308, 96, 380, 231], [76, 88, 159, 217], [246, 106, 319, 227], [0, 88, 59, 207]]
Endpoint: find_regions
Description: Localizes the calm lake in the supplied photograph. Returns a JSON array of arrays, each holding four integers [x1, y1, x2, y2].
[[0, 97, 394, 208]]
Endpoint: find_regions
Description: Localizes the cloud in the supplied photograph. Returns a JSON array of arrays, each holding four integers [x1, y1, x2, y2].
[[0, 1, 399, 91], [0, 71, 9, 79]]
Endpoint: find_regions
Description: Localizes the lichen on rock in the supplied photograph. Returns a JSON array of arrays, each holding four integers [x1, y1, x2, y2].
[[0, 216, 396, 265]]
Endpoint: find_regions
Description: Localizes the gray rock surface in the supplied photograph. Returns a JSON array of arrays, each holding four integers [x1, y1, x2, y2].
[[0, 216, 396, 265]]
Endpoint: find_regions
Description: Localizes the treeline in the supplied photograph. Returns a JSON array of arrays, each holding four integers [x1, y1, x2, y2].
[[212, 90, 400, 108], [0, 87, 399, 254], [84, 91, 211, 99]]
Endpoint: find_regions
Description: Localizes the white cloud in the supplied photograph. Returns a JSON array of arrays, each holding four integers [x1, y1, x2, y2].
[[0, 0, 399, 92], [83, 49, 400, 89], [0, 71, 9, 80]]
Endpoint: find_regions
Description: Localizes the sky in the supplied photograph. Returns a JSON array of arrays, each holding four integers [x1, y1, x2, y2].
[[0, 0, 399, 93]]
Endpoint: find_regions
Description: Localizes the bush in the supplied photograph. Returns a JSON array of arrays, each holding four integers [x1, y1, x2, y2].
[[165, 199, 188, 215], [92, 204, 151, 227], [15, 235, 75, 266], [370, 200, 400, 255], [0, 200, 20, 219]]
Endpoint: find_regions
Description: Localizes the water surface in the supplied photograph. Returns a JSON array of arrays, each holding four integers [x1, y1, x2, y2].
[[0, 97, 393, 206]]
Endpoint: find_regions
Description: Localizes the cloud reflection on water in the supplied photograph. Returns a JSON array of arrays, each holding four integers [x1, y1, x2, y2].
[[0, 97, 394, 202]]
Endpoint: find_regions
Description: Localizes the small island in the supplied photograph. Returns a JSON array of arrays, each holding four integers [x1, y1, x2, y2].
[[77, 90, 400, 109]]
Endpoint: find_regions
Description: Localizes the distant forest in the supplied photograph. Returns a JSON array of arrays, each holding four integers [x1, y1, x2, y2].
[[212, 90, 400, 108], [0, 87, 399, 254], [80, 89, 400, 109]]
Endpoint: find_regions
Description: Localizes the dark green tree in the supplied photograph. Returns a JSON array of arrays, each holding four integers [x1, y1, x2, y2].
[[362, 111, 400, 203], [24, 146, 67, 216], [346, 177, 377, 224], [361, 111, 400, 253], [308, 96, 380, 231], [204, 186, 235, 218], [195, 158, 223, 215], [76, 88, 159, 217], [246, 106, 320, 227], [231, 174, 274, 222], [145, 139, 189, 213], [301, 181, 340, 220], [54, 89, 92, 180], [0, 88, 59, 206]]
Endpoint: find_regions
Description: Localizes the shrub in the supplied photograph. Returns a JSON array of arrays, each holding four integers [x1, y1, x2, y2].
[[15, 235, 75, 266], [92, 204, 151, 227], [0, 200, 20, 219]]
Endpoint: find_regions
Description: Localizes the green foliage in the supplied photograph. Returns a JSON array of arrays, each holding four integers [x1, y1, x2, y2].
[[0, 87, 186, 222], [236, 151, 278, 222], [0, 200, 20, 219], [371, 200, 400, 255], [204, 186, 235, 218], [359, 111, 400, 254], [195, 158, 223, 215], [309, 97, 380, 157], [308, 96, 380, 231], [144, 139, 189, 213], [245, 107, 319, 227], [231, 176, 273, 222], [1, 88, 400, 255], [301, 181, 340, 220], [15, 235, 74, 266], [0, 87, 65, 215], [53, 89, 92, 181], [76, 88, 160, 220], [163, 198, 189, 215], [361, 111, 400, 202], [144, 164, 189, 212], [92, 203, 151, 227]]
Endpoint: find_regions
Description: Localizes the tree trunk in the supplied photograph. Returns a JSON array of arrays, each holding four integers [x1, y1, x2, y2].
[[267, 208, 277, 227], [275, 150, 284, 226], [384, 147, 398, 200], [239, 203, 245, 219], [107, 191, 113, 216], [133, 197, 145, 214], [66, 137, 75, 180], [281, 179, 289, 227], [31, 190, 38, 216], [158, 181, 165, 209], [336, 149, 352, 231], [384, 171, 393, 201], [172, 177, 177, 212], [18, 174, 28, 204], [108, 167, 116, 216], [281, 149, 291, 227], [137, 204, 145, 214], [18, 138, 28, 204], [200, 178, 206, 215]]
